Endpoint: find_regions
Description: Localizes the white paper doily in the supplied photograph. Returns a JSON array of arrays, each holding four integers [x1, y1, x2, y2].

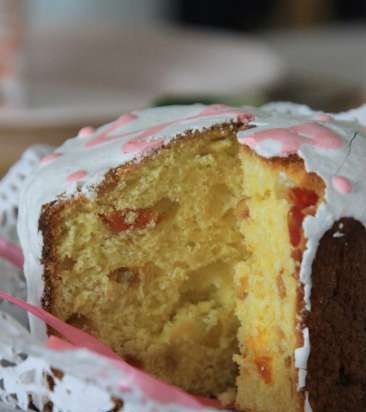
[[0, 145, 51, 326]]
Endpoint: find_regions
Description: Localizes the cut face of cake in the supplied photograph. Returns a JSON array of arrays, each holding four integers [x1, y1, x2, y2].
[[18, 104, 366, 412]]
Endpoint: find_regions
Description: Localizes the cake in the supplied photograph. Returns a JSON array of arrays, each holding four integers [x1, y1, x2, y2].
[[18, 104, 366, 412]]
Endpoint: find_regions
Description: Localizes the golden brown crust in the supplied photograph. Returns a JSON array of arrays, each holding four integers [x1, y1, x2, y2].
[[98, 120, 246, 196], [39, 196, 88, 313], [239, 144, 325, 199]]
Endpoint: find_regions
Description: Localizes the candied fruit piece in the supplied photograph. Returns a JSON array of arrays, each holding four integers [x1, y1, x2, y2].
[[288, 206, 304, 247], [288, 187, 319, 248], [108, 267, 139, 284], [291, 248, 303, 262], [254, 356, 273, 384], [102, 208, 159, 232], [288, 187, 318, 209]]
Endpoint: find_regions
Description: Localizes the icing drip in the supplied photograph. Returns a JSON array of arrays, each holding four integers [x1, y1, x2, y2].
[[122, 138, 164, 154], [238, 122, 343, 157], [86, 113, 138, 148], [66, 170, 87, 183], [314, 114, 334, 122], [78, 126, 95, 137], [86, 104, 253, 152], [40, 152, 62, 165], [332, 175, 352, 194]]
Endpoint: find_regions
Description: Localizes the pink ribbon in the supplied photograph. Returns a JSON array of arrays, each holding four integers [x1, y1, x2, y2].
[[0, 289, 225, 409], [0, 237, 24, 269], [0, 238, 225, 409]]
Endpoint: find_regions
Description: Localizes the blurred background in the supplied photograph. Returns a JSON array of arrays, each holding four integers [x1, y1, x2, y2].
[[0, 0, 365, 174]]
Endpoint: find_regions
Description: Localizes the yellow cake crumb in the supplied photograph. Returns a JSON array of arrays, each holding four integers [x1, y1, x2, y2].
[[41, 127, 324, 411]]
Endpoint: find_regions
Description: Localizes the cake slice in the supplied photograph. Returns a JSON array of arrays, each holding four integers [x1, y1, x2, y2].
[[18, 104, 366, 412]]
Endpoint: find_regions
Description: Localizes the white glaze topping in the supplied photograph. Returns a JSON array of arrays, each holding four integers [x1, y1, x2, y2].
[[17, 103, 366, 412]]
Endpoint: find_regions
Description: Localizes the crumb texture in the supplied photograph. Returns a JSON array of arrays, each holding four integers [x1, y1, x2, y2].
[[40, 127, 324, 411], [43, 129, 244, 396], [308, 218, 366, 412]]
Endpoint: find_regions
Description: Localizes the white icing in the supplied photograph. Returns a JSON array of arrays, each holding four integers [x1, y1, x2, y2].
[[295, 327, 310, 388], [17, 103, 366, 412], [304, 392, 312, 412]]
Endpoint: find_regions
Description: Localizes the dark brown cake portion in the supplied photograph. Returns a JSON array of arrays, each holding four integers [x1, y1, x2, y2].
[[307, 218, 366, 412]]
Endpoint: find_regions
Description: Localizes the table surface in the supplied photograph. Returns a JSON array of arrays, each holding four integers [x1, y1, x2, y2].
[[1, 24, 365, 175], [261, 24, 366, 86]]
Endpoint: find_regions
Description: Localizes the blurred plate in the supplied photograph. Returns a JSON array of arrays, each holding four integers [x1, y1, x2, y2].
[[0, 24, 284, 129]]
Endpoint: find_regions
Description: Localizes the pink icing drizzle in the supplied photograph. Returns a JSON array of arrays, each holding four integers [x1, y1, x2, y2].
[[86, 113, 138, 148], [0, 290, 124, 360], [315, 114, 334, 122], [240, 122, 343, 156], [86, 105, 253, 150], [40, 152, 62, 165], [66, 170, 87, 183], [332, 175, 352, 194], [122, 138, 164, 154], [135, 122, 172, 140], [194, 104, 253, 123], [0, 289, 222, 409], [119, 105, 251, 154], [78, 126, 95, 138], [198, 103, 232, 117]]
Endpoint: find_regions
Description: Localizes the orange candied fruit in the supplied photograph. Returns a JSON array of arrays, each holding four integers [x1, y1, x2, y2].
[[288, 205, 304, 248], [288, 187, 318, 209], [287, 187, 318, 248], [254, 356, 273, 384], [102, 208, 159, 232]]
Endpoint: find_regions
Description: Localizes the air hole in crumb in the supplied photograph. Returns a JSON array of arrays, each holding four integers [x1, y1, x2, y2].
[[153, 197, 179, 220], [108, 263, 160, 285], [276, 272, 287, 299], [59, 256, 76, 271], [186, 241, 196, 250], [108, 267, 139, 284]]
